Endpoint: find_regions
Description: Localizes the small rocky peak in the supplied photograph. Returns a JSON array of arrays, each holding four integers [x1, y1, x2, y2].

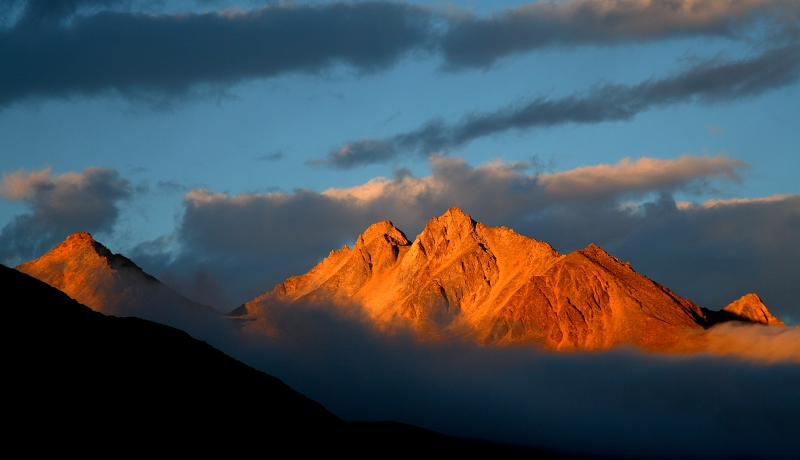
[[578, 243, 612, 261], [582, 243, 604, 254], [355, 220, 410, 248], [409, 207, 482, 260], [722, 293, 786, 326], [36, 232, 148, 275]]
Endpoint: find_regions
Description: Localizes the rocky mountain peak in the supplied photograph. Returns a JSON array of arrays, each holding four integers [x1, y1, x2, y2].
[[65, 231, 95, 244], [433, 207, 476, 233], [722, 293, 786, 326], [52, 232, 111, 257], [355, 220, 409, 248], [16, 233, 214, 322], [411, 207, 479, 257]]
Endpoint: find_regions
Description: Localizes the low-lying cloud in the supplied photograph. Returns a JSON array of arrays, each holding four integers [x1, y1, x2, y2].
[[317, 45, 800, 168], [206, 301, 800, 460], [0, 167, 132, 265], [704, 322, 800, 362]]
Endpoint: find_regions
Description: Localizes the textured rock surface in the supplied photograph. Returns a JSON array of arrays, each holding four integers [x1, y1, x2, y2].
[[241, 208, 766, 351], [16, 232, 217, 327], [721, 293, 786, 326]]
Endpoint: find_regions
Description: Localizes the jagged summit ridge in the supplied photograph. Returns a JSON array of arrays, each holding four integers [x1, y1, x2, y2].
[[240, 207, 779, 351]]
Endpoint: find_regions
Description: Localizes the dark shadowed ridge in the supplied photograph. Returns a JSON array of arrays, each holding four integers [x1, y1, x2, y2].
[[1, 263, 570, 458]]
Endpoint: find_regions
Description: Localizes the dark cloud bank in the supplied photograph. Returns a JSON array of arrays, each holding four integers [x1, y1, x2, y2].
[[0, 1, 434, 106], [1, 0, 796, 107]]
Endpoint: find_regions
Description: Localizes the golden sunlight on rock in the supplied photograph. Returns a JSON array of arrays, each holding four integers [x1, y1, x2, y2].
[[237, 207, 776, 352], [721, 293, 786, 326], [16, 232, 215, 326]]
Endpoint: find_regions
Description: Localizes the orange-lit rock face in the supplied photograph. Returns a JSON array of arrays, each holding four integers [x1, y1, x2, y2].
[[17, 233, 137, 314], [721, 293, 786, 326], [243, 208, 720, 351], [16, 232, 214, 324]]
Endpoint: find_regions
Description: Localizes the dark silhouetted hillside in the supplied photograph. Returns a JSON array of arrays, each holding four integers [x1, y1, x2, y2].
[[2, 263, 566, 458]]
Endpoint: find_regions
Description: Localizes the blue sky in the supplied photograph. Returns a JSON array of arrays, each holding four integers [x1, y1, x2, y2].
[[1, 0, 799, 322]]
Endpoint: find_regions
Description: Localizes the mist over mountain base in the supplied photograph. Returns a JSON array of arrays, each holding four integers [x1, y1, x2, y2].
[[213, 303, 800, 460]]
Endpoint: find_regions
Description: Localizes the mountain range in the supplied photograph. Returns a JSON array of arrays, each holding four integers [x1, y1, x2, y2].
[[16, 208, 785, 354], [237, 208, 784, 351]]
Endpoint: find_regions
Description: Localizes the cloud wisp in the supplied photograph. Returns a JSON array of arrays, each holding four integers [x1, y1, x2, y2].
[[0, 167, 132, 265], [316, 45, 800, 168], [441, 0, 800, 68]]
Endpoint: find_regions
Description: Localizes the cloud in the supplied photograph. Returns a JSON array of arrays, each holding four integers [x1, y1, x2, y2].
[[440, 0, 800, 68], [0, 167, 132, 265], [316, 45, 800, 168], [255, 151, 284, 162], [0, 1, 434, 107], [207, 300, 800, 460], [132, 154, 756, 311], [4, 0, 128, 25], [538, 155, 746, 200], [704, 322, 800, 362]]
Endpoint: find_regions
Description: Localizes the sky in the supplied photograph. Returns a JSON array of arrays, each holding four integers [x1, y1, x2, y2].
[[1, 0, 799, 325]]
